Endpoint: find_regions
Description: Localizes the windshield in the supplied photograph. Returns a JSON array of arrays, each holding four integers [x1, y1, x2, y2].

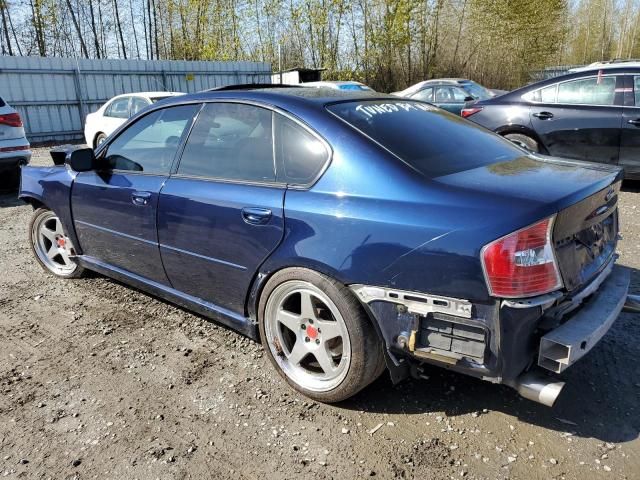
[[461, 82, 493, 100], [327, 100, 522, 178]]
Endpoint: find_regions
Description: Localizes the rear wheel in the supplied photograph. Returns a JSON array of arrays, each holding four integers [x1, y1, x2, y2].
[[504, 133, 540, 153], [29, 207, 85, 278], [259, 268, 384, 403], [94, 132, 106, 148]]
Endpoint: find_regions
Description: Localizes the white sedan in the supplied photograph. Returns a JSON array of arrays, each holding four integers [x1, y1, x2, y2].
[[84, 91, 184, 148]]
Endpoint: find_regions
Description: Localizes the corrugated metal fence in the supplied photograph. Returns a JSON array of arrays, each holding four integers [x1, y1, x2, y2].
[[0, 56, 272, 143]]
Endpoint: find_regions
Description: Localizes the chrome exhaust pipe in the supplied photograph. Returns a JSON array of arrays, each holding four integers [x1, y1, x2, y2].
[[507, 371, 565, 407], [623, 294, 640, 314]]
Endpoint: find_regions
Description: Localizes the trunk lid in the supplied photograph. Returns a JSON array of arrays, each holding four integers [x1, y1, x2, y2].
[[434, 155, 623, 294]]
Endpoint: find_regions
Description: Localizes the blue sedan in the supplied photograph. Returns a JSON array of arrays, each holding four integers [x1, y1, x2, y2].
[[20, 86, 630, 406]]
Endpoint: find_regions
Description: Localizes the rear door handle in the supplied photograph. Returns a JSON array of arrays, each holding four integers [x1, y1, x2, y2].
[[131, 191, 152, 206], [533, 111, 554, 120], [241, 207, 272, 225], [628, 118, 640, 126]]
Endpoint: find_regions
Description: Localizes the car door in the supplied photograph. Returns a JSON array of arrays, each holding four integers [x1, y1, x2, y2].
[[410, 87, 434, 103], [71, 104, 199, 284], [102, 96, 132, 136], [157, 102, 286, 313], [620, 74, 640, 177], [529, 74, 623, 164]]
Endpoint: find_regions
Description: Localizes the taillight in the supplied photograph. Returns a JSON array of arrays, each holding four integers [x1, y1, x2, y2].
[[481, 216, 562, 298], [0, 112, 23, 127], [461, 107, 482, 118]]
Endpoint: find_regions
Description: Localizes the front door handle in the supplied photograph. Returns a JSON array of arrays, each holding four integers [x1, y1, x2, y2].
[[131, 191, 152, 206], [533, 111, 554, 120], [628, 118, 640, 127], [241, 207, 272, 225]]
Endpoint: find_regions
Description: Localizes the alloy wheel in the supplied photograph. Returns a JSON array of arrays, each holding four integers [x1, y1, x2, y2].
[[32, 211, 78, 276], [264, 281, 351, 392]]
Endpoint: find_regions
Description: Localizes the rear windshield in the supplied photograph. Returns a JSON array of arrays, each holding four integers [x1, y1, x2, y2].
[[327, 100, 521, 177], [462, 82, 493, 100]]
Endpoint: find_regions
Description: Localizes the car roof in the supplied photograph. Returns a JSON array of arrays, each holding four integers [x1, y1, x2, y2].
[[112, 91, 184, 99], [156, 86, 391, 110], [303, 81, 366, 87], [423, 78, 471, 84], [569, 61, 640, 72]]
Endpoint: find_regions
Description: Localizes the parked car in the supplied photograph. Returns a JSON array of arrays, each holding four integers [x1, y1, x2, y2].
[[0, 96, 30, 189], [21, 86, 633, 406], [392, 78, 498, 115], [302, 81, 373, 91], [84, 91, 184, 148], [462, 65, 640, 179]]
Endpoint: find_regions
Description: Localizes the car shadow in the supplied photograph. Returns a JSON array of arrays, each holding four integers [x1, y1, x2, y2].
[[340, 265, 640, 444], [621, 179, 640, 193]]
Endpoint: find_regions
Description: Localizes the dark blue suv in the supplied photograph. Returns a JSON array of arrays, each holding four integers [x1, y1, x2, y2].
[[20, 87, 630, 406]]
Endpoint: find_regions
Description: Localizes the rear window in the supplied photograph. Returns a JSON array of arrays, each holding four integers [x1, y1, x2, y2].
[[327, 100, 521, 177]]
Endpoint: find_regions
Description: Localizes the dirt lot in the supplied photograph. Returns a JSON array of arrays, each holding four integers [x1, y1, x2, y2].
[[0, 148, 638, 480]]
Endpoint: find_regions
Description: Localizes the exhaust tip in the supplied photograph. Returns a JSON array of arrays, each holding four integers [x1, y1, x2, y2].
[[623, 294, 640, 314], [507, 371, 565, 407]]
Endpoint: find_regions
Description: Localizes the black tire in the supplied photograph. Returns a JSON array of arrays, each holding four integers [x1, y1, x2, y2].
[[29, 207, 86, 279], [504, 133, 540, 153], [258, 267, 385, 403], [94, 132, 107, 148]]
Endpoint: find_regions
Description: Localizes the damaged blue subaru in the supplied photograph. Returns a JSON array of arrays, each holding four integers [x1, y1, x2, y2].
[[20, 86, 636, 406]]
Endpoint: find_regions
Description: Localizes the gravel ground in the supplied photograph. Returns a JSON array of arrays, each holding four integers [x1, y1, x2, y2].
[[0, 147, 638, 480]]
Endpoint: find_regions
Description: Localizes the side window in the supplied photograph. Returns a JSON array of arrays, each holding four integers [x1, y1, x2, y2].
[[177, 103, 275, 183], [451, 87, 470, 102], [103, 104, 198, 174], [130, 97, 150, 116], [540, 85, 557, 103], [635, 76, 640, 106], [556, 76, 616, 105], [411, 87, 433, 102], [105, 97, 130, 118], [275, 114, 329, 185], [434, 87, 453, 103], [524, 84, 557, 103]]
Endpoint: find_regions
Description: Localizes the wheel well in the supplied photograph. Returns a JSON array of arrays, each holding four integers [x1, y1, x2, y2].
[[22, 196, 45, 210], [496, 127, 548, 154], [249, 265, 386, 347]]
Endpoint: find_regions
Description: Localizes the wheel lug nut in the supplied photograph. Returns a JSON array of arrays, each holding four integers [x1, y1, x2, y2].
[[308, 319, 313, 324], [301, 324, 306, 330], [305, 337, 310, 342], [315, 339, 320, 345]]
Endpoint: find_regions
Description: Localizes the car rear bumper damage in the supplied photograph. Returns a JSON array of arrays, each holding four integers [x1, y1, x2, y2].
[[352, 263, 633, 407]]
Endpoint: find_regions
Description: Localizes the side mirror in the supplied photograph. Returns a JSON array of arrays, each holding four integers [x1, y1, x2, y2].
[[66, 148, 96, 172]]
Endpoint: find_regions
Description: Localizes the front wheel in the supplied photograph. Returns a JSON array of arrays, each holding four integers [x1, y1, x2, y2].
[[259, 268, 385, 403], [29, 208, 85, 278]]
